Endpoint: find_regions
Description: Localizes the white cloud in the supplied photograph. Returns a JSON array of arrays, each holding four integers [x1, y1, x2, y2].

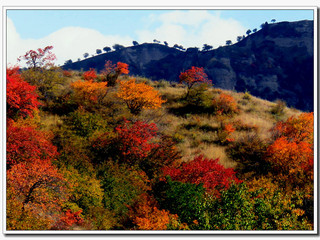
[[7, 17, 133, 67], [7, 11, 247, 67], [136, 10, 247, 49]]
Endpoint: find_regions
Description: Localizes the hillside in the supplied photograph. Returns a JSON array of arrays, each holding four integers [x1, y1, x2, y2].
[[63, 20, 314, 112], [7, 64, 314, 230]]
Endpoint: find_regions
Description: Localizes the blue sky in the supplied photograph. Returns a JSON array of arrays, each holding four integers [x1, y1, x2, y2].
[[6, 9, 314, 66]]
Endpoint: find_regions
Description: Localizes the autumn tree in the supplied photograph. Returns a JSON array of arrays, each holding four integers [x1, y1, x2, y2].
[[7, 121, 58, 169], [7, 159, 67, 230], [82, 68, 97, 80], [18, 46, 56, 70], [101, 60, 129, 86], [52, 209, 84, 230], [266, 113, 314, 186], [91, 119, 158, 165], [117, 78, 166, 114], [127, 193, 178, 230], [7, 67, 41, 119], [163, 155, 240, 197], [179, 66, 211, 98], [70, 79, 108, 105]]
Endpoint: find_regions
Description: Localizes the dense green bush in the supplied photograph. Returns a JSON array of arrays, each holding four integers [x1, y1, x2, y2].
[[153, 178, 206, 228], [64, 108, 108, 138]]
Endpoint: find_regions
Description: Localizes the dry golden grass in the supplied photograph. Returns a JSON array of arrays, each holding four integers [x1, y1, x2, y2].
[[147, 83, 304, 170], [198, 143, 237, 168]]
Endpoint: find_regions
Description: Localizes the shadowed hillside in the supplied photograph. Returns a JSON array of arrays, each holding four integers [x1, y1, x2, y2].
[[63, 20, 314, 112]]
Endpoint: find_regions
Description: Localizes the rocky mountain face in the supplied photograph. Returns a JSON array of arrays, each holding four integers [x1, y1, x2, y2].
[[64, 20, 314, 111]]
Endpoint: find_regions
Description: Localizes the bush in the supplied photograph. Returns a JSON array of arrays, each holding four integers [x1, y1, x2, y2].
[[97, 162, 151, 220], [153, 178, 206, 227], [212, 93, 239, 115], [185, 83, 212, 109], [270, 99, 286, 116], [226, 134, 269, 178], [163, 155, 240, 197], [21, 67, 66, 103], [64, 108, 107, 138]]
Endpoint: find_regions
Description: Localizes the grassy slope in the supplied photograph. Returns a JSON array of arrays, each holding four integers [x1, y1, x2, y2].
[[39, 74, 302, 170]]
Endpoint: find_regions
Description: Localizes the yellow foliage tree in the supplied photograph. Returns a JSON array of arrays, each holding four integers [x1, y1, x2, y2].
[[117, 78, 166, 114]]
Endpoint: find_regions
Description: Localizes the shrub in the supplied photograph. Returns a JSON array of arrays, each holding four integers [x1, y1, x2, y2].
[[65, 108, 107, 138], [61, 167, 104, 214], [216, 122, 236, 145], [212, 93, 239, 115], [127, 193, 178, 230], [270, 99, 286, 116], [63, 70, 72, 77], [7, 121, 58, 168], [226, 134, 269, 178], [185, 83, 212, 110]]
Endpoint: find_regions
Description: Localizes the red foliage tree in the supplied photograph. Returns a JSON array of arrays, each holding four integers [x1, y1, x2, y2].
[[52, 209, 84, 230], [7, 67, 41, 119], [179, 66, 211, 97], [163, 155, 241, 197], [83, 68, 97, 81], [114, 119, 158, 160], [91, 119, 160, 166], [18, 46, 56, 69], [7, 121, 59, 169]]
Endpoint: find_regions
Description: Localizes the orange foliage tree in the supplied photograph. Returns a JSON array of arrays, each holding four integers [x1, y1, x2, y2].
[[117, 78, 166, 114], [70, 80, 108, 105], [266, 113, 314, 186], [7, 158, 67, 230], [127, 193, 179, 230]]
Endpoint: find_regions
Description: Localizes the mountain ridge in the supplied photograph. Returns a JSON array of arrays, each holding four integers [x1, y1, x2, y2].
[[63, 20, 314, 111]]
